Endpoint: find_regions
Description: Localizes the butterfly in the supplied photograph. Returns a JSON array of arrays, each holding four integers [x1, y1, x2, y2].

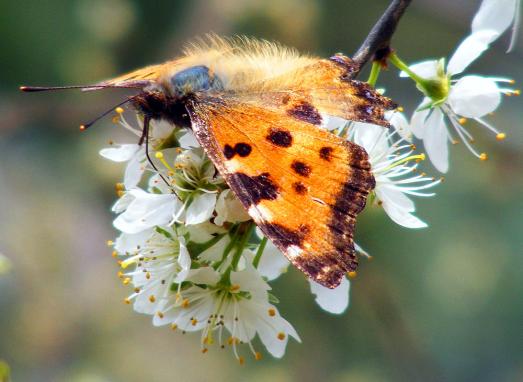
[[21, 35, 395, 288]]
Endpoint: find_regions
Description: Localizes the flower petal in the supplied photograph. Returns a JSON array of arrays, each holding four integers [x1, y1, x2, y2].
[[410, 100, 432, 139], [423, 108, 449, 173], [185, 192, 217, 225], [123, 149, 146, 189], [447, 30, 499, 75], [309, 277, 350, 314], [387, 111, 413, 142], [472, 0, 517, 39], [256, 240, 289, 281], [99, 144, 140, 162], [448, 76, 502, 117]]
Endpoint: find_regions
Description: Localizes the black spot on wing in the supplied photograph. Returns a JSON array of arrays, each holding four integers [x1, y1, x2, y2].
[[293, 182, 307, 195], [223, 144, 235, 160], [228, 172, 279, 205], [258, 223, 309, 248], [287, 101, 322, 125], [291, 160, 311, 177], [234, 143, 252, 157], [266, 128, 293, 147], [319, 146, 333, 161]]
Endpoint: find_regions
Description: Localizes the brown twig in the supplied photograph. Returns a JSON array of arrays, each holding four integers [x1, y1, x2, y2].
[[351, 0, 413, 75]]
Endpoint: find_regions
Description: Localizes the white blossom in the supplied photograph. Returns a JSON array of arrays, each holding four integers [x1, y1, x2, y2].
[[309, 277, 350, 314], [472, 0, 521, 52], [401, 30, 518, 172]]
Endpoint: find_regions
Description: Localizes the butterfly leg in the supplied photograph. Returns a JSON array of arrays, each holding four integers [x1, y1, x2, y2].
[[140, 115, 171, 188]]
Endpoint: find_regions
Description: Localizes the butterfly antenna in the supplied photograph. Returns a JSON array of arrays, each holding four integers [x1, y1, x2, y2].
[[19, 84, 142, 92], [79, 95, 139, 131]]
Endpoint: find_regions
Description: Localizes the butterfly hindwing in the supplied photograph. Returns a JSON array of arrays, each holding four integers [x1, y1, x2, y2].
[[186, 95, 375, 288]]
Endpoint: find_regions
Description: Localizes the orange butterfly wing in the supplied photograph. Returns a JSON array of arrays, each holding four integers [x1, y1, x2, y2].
[[245, 55, 395, 128], [186, 95, 375, 288]]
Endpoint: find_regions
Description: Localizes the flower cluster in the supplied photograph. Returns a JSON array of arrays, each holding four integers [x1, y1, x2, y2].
[[99, 0, 519, 362]]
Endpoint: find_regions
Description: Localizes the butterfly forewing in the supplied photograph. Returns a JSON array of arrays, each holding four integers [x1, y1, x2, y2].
[[186, 95, 375, 288]]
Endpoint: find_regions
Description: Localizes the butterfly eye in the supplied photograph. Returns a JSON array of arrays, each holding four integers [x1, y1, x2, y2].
[[170, 65, 224, 97]]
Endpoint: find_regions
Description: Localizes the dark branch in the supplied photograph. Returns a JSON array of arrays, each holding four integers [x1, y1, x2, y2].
[[351, 0, 413, 75]]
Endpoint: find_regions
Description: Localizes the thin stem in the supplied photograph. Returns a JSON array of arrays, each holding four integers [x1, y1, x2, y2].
[[253, 237, 268, 268], [367, 61, 382, 86], [230, 223, 255, 270], [352, 0, 413, 75], [388, 52, 425, 83]]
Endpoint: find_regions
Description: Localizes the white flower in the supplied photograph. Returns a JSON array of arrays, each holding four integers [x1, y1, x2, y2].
[[309, 277, 350, 314], [402, 31, 518, 172], [100, 113, 176, 189], [100, 144, 146, 189], [113, 188, 182, 234], [472, 0, 521, 52], [151, 266, 300, 361], [214, 189, 251, 226], [350, 122, 439, 229], [117, 227, 191, 317]]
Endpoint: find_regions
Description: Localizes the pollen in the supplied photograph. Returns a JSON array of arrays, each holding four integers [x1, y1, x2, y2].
[[348, 271, 357, 279], [255, 352, 262, 361], [122, 277, 131, 285], [145, 272, 151, 280], [149, 295, 156, 303], [397, 106, 404, 112], [124, 298, 131, 305], [191, 318, 198, 326], [106, 240, 114, 247], [115, 107, 124, 114], [458, 117, 467, 125], [115, 183, 125, 191], [117, 271, 124, 279], [513, 89, 520, 96], [496, 133, 506, 141], [111, 250, 117, 258], [157, 311, 164, 319], [117, 190, 125, 197], [201, 348, 208, 354], [171, 323, 178, 331], [480, 153, 488, 161], [238, 356, 245, 365], [155, 152, 164, 159], [111, 116, 120, 124], [268, 308, 276, 317], [277, 332, 286, 341], [182, 298, 190, 308]]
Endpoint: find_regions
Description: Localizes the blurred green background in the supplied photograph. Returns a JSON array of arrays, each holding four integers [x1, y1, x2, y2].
[[0, 1, 522, 381]]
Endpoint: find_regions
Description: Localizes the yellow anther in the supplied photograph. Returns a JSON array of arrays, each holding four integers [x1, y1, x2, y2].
[[268, 308, 276, 317], [452, 140, 459, 145], [134, 287, 140, 293], [176, 147, 183, 154], [106, 240, 114, 247], [191, 318, 198, 326], [120, 258, 135, 269], [171, 323, 178, 331], [123, 277, 131, 285], [157, 311, 164, 319], [145, 272, 151, 280], [512, 89, 520, 96], [228, 337, 234, 345], [124, 298, 131, 305], [230, 284, 240, 292], [238, 356, 245, 365], [115, 183, 124, 191], [111, 250, 117, 258], [155, 152, 164, 159], [255, 352, 262, 361], [496, 133, 506, 141], [397, 106, 404, 112], [509, 79, 516, 84], [149, 295, 156, 303], [111, 116, 120, 124], [277, 332, 286, 341], [182, 298, 190, 308], [480, 153, 488, 161], [201, 348, 208, 354], [348, 271, 357, 279], [117, 271, 124, 279], [117, 190, 125, 198], [115, 107, 124, 114], [458, 117, 467, 125]]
